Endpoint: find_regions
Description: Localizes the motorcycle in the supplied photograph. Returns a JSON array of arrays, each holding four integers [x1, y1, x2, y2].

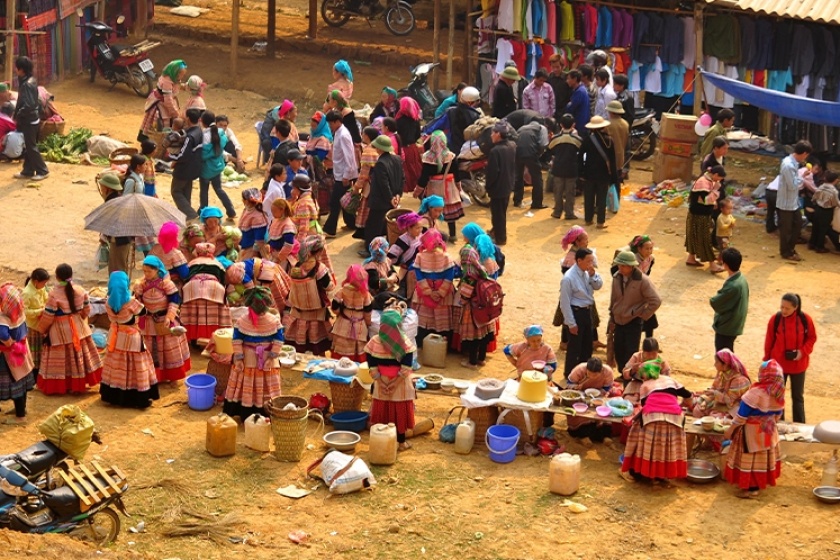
[[321, 0, 416, 36], [399, 62, 452, 121], [629, 108, 658, 161], [0, 461, 129, 545], [459, 157, 491, 208], [78, 12, 160, 98]]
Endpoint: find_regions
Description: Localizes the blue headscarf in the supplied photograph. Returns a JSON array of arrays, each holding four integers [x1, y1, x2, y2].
[[474, 233, 496, 262], [216, 256, 234, 270], [364, 236, 389, 264], [334, 59, 353, 82], [524, 324, 544, 338], [107, 271, 131, 312], [461, 222, 485, 246], [310, 112, 333, 142], [142, 255, 167, 278], [418, 195, 445, 216], [199, 206, 223, 223]]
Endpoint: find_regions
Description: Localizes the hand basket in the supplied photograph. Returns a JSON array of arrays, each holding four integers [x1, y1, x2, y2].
[[467, 405, 499, 444], [109, 146, 139, 166], [38, 120, 66, 142], [329, 379, 366, 413], [439, 405, 467, 443], [265, 395, 309, 420]]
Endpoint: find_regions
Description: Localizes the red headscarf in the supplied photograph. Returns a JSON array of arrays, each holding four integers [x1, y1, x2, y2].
[[396, 96, 421, 121], [342, 264, 369, 294], [741, 360, 785, 413]]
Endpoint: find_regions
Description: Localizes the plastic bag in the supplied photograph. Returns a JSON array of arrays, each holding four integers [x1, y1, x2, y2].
[[833, 207, 840, 233], [95, 244, 109, 271], [607, 184, 620, 213], [308, 450, 376, 494], [340, 190, 361, 215], [38, 405, 96, 461]]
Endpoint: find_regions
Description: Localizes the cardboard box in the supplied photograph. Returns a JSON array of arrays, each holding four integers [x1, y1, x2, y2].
[[659, 113, 699, 143], [660, 139, 695, 158], [653, 151, 695, 184]]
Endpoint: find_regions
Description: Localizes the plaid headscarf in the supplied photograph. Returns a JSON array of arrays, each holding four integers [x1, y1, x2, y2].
[[742, 360, 785, 413], [378, 309, 415, 360], [715, 348, 750, 381], [365, 236, 389, 264], [421, 130, 453, 171], [0, 282, 25, 327], [243, 286, 273, 317], [342, 264, 369, 294], [194, 243, 216, 258], [420, 229, 445, 252], [298, 235, 325, 263], [639, 360, 661, 380], [561, 226, 586, 250]]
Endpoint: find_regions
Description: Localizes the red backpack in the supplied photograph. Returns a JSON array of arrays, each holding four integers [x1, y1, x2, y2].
[[470, 278, 504, 327]]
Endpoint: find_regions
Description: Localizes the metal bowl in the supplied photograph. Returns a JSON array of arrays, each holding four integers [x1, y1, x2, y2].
[[686, 459, 721, 484], [323, 431, 361, 452], [560, 390, 584, 407], [813, 486, 840, 504]]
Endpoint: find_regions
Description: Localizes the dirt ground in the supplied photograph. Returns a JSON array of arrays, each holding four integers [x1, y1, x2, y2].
[[1, 8, 840, 560]]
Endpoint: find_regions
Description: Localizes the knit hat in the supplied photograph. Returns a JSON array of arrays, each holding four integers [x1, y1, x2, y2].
[[371, 135, 394, 153], [606, 100, 625, 114], [501, 66, 521, 81], [612, 251, 638, 267]]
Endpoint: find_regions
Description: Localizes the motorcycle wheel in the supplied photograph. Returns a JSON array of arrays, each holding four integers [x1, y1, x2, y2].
[[89, 61, 96, 83], [322, 0, 351, 27], [630, 123, 656, 161], [467, 171, 491, 208], [129, 65, 153, 97], [73, 506, 121, 545], [385, 3, 416, 36]]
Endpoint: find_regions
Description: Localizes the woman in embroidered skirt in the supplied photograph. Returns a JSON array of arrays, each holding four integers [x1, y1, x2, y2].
[[723, 359, 785, 499], [622, 337, 671, 405], [396, 97, 423, 193], [330, 264, 373, 362], [100, 272, 159, 408], [687, 348, 751, 418], [245, 257, 291, 315], [566, 357, 616, 440], [418, 195, 446, 240], [200, 206, 228, 257], [0, 283, 35, 423], [387, 212, 424, 300], [139, 59, 186, 139], [239, 188, 268, 260], [181, 243, 232, 343], [291, 176, 334, 275], [148, 222, 189, 284], [456, 223, 495, 369], [135, 256, 192, 382], [266, 199, 297, 271], [411, 229, 456, 347], [21, 268, 49, 378], [353, 127, 380, 239], [286, 236, 336, 354], [365, 308, 417, 451], [621, 362, 692, 484], [685, 165, 726, 272], [36, 264, 103, 395], [224, 287, 283, 419], [415, 131, 463, 240], [180, 223, 205, 261], [363, 237, 399, 296]]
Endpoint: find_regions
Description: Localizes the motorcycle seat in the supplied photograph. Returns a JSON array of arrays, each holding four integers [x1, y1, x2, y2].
[[41, 486, 80, 517], [12, 442, 63, 478]]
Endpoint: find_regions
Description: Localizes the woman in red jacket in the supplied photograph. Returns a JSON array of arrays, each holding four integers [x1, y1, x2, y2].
[[763, 293, 817, 423]]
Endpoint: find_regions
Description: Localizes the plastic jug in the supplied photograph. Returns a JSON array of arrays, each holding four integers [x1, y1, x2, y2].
[[421, 334, 448, 368], [454, 419, 476, 454], [206, 413, 238, 457], [822, 450, 839, 487], [243, 414, 272, 452], [356, 362, 373, 385], [549, 453, 581, 496], [368, 423, 398, 465], [212, 328, 234, 355]]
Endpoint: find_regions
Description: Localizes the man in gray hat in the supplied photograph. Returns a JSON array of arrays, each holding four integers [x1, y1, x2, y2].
[[361, 135, 403, 256], [493, 66, 520, 119], [608, 250, 661, 373]]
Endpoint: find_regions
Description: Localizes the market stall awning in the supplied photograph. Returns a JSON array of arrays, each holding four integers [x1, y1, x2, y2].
[[704, 0, 840, 26], [700, 70, 840, 127]]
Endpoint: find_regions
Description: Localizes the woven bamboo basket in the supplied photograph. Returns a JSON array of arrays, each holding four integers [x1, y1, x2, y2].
[[146, 130, 166, 158], [109, 146, 139, 166], [270, 410, 324, 462], [329, 379, 366, 413], [498, 409, 543, 444], [38, 120, 66, 141], [265, 396, 309, 420], [206, 359, 231, 399], [467, 405, 499, 445]]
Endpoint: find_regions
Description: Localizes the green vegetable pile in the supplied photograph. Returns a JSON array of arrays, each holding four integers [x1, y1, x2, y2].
[[37, 127, 93, 164]]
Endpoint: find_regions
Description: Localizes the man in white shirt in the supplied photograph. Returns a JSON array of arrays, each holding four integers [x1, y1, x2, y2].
[[323, 110, 359, 237], [776, 140, 813, 261], [593, 68, 616, 119], [262, 162, 287, 224]]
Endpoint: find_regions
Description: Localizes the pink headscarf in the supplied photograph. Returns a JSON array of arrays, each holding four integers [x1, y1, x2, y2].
[[421, 228, 445, 252], [715, 348, 750, 381], [195, 242, 216, 258], [342, 264, 369, 293], [159, 221, 180, 253], [278, 99, 295, 119], [742, 360, 785, 412], [396, 211, 423, 231], [561, 226, 586, 250], [396, 96, 421, 121]]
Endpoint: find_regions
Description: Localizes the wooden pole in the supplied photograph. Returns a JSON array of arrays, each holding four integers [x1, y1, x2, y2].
[[56, 21, 65, 80], [693, 4, 704, 116], [309, 0, 318, 39], [4, 0, 15, 85], [136, 0, 149, 38], [267, 0, 276, 58], [462, 3, 473, 84], [231, 0, 240, 87], [432, 0, 441, 91], [446, 0, 455, 89]]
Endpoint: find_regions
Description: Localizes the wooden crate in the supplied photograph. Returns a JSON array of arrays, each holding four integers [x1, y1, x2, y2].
[[57, 462, 127, 512]]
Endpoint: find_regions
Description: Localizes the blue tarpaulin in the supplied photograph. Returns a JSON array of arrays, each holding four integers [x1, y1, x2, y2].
[[700, 70, 840, 127]]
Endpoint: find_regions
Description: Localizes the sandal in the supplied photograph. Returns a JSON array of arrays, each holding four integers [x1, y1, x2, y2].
[[398, 442, 412, 451], [736, 489, 759, 499], [685, 261, 703, 267]]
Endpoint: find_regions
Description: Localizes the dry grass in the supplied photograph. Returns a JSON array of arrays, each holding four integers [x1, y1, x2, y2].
[[161, 510, 244, 544]]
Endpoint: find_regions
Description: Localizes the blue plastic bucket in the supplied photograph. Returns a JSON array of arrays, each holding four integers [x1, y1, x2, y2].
[[485, 424, 520, 463], [185, 374, 217, 411]]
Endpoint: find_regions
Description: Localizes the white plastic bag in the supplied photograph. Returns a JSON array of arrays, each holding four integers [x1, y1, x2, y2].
[[309, 451, 376, 495], [832, 207, 840, 233]]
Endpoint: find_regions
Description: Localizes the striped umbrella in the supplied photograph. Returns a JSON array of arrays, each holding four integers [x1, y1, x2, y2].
[[84, 194, 187, 237]]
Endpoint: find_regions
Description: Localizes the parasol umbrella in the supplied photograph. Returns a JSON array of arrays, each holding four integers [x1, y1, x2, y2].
[[84, 194, 187, 238]]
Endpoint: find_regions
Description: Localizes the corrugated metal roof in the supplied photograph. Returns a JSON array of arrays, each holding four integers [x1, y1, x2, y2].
[[706, 0, 840, 26]]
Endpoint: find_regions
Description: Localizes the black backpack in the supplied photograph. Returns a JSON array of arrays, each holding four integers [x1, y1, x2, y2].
[[771, 311, 809, 347]]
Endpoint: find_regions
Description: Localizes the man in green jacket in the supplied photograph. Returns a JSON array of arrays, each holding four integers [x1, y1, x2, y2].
[[709, 247, 749, 352], [698, 109, 735, 161]]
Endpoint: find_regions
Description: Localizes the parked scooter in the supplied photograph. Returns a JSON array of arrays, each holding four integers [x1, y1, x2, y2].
[[0, 462, 128, 545], [459, 157, 491, 207], [78, 12, 160, 97], [629, 108, 658, 160], [399, 62, 451, 121], [321, 0, 416, 36]]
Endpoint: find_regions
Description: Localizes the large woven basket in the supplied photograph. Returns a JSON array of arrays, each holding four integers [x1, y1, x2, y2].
[[265, 396, 309, 420], [206, 359, 231, 399], [270, 410, 324, 462], [38, 120, 66, 141], [498, 409, 543, 444], [146, 130, 166, 158], [109, 146, 139, 166], [329, 379, 366, 413], [467, 405, 499, 445]]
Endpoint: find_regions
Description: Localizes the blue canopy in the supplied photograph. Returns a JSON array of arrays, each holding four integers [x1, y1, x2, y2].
[[700, 70, 840, 127]]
